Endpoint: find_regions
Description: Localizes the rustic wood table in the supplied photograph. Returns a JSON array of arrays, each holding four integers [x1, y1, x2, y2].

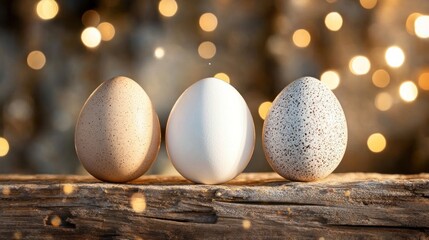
[[0, 173, 428, 239]]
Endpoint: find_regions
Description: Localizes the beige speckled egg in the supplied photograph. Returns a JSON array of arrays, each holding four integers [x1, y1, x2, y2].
[[263, 76, 347, 182], [75, 76, 160, 183]]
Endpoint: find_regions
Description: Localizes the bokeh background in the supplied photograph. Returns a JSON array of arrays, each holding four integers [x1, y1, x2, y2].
[[0, 0, 429, 175]]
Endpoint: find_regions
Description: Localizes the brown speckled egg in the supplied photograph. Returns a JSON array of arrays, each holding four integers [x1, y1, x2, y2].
[[75, 76, 160, 183], [262, 76, 347, 182]]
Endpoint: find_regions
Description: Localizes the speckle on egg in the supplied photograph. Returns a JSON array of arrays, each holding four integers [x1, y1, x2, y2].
[[262, 76, 347, 181]]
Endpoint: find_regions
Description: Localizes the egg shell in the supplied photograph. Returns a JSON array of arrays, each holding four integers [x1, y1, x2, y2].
[[263, 76, 347, 181], [75, 76, 161, 183], [166, 78, 255, 184]]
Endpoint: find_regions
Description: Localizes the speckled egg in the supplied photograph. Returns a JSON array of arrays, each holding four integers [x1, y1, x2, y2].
[[262, 76, 347, 181], [75, 76, 161, 183]]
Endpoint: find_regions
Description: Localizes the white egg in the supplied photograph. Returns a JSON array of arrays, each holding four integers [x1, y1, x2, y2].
[[166, 78, 255, 184], [263, 76, 347, 181]]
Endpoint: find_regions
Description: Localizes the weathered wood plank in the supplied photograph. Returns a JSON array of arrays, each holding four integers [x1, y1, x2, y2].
[[0, 173, 428, 239]]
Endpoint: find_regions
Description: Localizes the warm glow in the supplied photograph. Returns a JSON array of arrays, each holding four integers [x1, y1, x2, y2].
[[97, 22, 115, 41], [51, 215, 61, 227], [81, 27, 101, 48], [2, 187, 10, 195], [13, 231, 22, 240], [415, 15, 429, 39], [158, 0, 178, 17], [242, 219, 251, 230], [367, 133, 386, 153], [63, 184, 74, 195], [214, 72, 230, 83], [418, 72, 429, 90], [385, 46, 405, 68], [359, 0, 377, 9], [375, 92, 393, 111], [130, 193, 146, 213], [199, 13, 218, 32], [399, 81, 418, 102], [372, 69, 390, 88], [154, 47, 165, 59], [349, 55, 371, 75], [258, 101, 272, 120], [325, 12, 343, 31], [292, 29, 311, 48], [36, 0, 59, 20], [27, 51, 46, 70], [198, 41, 216, 59], [406, 13, 422, 35], [82, 10, 100, 26], [320, 70, 340, 90]]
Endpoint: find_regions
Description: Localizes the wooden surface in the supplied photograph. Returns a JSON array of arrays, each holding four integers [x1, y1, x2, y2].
[[0, 173, 428, 239]]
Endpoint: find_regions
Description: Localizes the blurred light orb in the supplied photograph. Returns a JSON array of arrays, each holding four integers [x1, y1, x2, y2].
[[82, 10, 100, 26], [375, 92, 393, 111], [130, 193, 146, 213], [97, 22, 115, 41], [36, 0, 59, 20], [415, 15, 429, 39], [154, 47, 165, 59], [406, 13, 422, 35], [81, 27, 102, 48], [372, 69, 390, 88], [27, 51, 46, 70], [158, 0, 178, 17], [292, 29, 311, 48], [214, 72, 230, 83], [399, 81, 418, 102], [199, 13, 218, 32], [258, 101, 272, 120], [367, 133, 386, 153], [359, 0, 377, 9], [320, 70, 340, 90], [349, 55, 371, 75], [198, 41, 216, 59], [385, 46, 405, 68], [0, 137, 10, 157], [418, 72, 429, 90], [324, 12, 343, 31], [242, 219, 251, 230]]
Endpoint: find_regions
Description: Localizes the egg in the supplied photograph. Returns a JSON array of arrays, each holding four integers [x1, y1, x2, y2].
[[166, 78, 255, 184], [75, 76, 160, 183], [263, 76, 347, 181]]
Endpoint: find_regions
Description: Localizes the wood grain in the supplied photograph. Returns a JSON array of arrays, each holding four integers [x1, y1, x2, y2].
[[0, 173, 428, 239]]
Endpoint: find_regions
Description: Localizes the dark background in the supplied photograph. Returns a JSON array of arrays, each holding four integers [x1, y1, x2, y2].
[[0, 0, 429, 176]]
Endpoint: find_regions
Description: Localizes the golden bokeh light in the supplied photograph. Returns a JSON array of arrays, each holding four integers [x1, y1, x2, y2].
[[27, 51, 46, 70], [372, 69, 390, 88], [258, 101, 272, 120], [375, 92, 393, 111], [2, 186, 10, 195], [63, 184, 75, 195], [385, 46, 405, 68], [130, 193, 146, 213], [367, 133, 386, 153], [242, 219, 251, 230], [199, 13, 218, 32], [399, 81, 418, 102], [214, 72, 230, 83], [158, 0, 178, 17], [325, 12, 343, 31], [349, 55, 371, 75], [82, 10, 100, 27], [415, 15, 429, 39], [292, 29, 311, 48], [81, 27, 102, 48], [406, 13, 421, 35], [97, 22, 115, 41], [198, 41, 216, 59], [320, 70, 340, 90], [13, 231, 22, 240], [0, 137, 10, 157], [359, 0, 377, 9], [36, 0, 59, 20], [418, 72, 429, 90], [51, 215, 61, 227], [154, 47, 165, 59]]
